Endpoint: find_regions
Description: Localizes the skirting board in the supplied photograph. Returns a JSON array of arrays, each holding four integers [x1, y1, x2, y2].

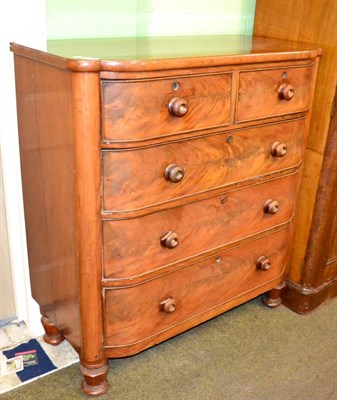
[[282, 276, 337, 314]]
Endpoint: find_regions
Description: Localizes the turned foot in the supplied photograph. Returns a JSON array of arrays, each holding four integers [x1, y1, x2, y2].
[[80, 361, 109, 396], [263, 282, 286, 308], [41, 316, 65, 345]]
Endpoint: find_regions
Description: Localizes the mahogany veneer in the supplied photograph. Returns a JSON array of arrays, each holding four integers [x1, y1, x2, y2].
[[11, 35, 320, 396]]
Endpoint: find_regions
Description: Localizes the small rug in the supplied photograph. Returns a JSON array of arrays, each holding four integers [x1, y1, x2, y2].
[[0, 322, 79, 395], [3, 339, 57, 382]]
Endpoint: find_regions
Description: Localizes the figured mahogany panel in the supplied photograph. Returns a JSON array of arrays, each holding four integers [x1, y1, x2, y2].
[[237, 64, 314, 122], [102, 73, 232, 142], [104, 227, 290, 351], [14, 56, 80, 349], [103, 172, 298, 280], [102, 118, 306, 213]]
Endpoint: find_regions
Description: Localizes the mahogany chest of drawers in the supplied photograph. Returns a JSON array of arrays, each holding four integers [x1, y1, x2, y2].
[[11, 35, 320, 396]]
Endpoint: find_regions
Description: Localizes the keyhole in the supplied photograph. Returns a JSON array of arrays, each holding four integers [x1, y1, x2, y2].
[[172, 82, 180, 91]]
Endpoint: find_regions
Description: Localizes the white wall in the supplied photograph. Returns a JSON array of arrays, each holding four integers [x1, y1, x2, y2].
[[0, 0, 47, 335], [0, 147, 16, 322], [46, 0, 256, 39]]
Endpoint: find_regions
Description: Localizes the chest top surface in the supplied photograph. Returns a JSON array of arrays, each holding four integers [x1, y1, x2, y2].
[[11, 35, 321, 72]]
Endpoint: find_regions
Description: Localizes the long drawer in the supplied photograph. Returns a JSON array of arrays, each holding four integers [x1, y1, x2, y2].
[[102, 72, 232, 142], [102, 172, 298, 280], [102, 118, 305, 213], [104, 227, 289, 350]]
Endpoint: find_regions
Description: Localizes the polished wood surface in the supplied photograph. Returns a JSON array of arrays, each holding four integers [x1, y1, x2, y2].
[[41, 316, 65, 346], [102, 119, 306, 214], [46, 35, 320, 61], [11, 36, 321, 73], [13, 55, 80, 350], [104, 227, 290, 356], [237, 64, 314, 122], [11, 35, 319, 395], [328, 211, 337, 262], [103, 173, 298, 280], [13, 54, 108, 394], [254, 0, 337, 313], [71, 71, 109, 392], [102, 73, 232, 141], [303, 88, 337, 286]]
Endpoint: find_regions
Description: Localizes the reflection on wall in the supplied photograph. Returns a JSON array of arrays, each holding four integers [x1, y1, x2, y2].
[[47, 0, 256, 40]]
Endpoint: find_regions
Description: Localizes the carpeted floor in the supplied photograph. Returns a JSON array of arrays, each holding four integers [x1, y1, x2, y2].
[[1, 296, 336, 400]]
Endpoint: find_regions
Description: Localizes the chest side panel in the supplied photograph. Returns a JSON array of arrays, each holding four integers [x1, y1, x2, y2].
[[14, 55, 80, 350]]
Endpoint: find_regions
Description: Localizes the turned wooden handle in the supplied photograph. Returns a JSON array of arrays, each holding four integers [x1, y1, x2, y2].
[[164, 164, 185, 182], [160, 297, 176, 313], [271, 141, 287, 157], [264, 199, 279, 215], [161, 231, 179, 249], [257, 256, 271, 271], [278, 84, 295, 101], [168, 97, 188, 117]]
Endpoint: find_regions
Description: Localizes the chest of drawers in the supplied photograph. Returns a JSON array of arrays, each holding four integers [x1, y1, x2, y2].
[[11, 35, 320, 396]]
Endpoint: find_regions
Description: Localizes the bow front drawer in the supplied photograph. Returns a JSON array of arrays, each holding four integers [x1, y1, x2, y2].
[[102, 172, 298, 280], [104, 227, 289, 353], [102, 118, 305, 214], [102, 73, 232, 143], [236, 64, 314, 122]]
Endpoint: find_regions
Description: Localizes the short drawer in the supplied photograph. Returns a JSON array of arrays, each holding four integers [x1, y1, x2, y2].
[[102, 118, 305, 213], [104, 227, 289, 349], [236, 64, 314, 122], [102, 73, 232, 142], [103, 172, 298, 279]]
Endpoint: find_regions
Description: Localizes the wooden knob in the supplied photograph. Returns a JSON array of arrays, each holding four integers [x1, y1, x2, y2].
[[161, 231, 179, 249], [271, 141, 287, 157], [257, 256, 271, 271], [165, 164, 185, 183], [160, 297, 176, 313], [168, 97, 188, 117], [278, 84, 295, 101], [264, 199, 279, 214]]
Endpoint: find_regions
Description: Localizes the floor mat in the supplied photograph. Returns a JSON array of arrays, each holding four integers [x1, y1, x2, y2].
[[3, 339, 57, 382], [0, 322, 78, 395]]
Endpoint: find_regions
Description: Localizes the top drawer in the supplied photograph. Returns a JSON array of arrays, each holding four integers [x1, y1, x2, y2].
[[102, 73, 232, 143], [236, 64, 314, 122]]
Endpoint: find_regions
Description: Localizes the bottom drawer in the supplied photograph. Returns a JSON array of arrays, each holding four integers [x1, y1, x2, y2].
[[104, 227, 290, 353]]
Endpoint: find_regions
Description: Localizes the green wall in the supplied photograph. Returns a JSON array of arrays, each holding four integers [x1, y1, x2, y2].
[[47, 0, 256, 39]]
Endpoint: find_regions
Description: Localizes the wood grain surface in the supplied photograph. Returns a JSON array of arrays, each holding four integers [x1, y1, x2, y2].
[[104, 227, 290, 354], [237, 64, 314, 122], [13, 55, 81, 350], [11, 34, 320, 395], [71, 71, 108, 382], [102, 118, 306, 214], [328, 212, 337, 262], [11, 36, 321, 73], [301, 87, 337, 287], [102, 73, 232, 141], [103, 172, 299, 280], [254, 0, 337, 313]]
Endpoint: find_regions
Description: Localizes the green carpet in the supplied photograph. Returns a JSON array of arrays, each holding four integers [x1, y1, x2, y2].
[[2, 296, 337, 400]]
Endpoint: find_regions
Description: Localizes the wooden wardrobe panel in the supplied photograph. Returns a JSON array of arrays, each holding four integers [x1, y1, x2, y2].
[[254, 0, 337, 312]]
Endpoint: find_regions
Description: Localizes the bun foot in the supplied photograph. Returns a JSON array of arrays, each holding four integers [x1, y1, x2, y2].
[[80, 361, 109, 396], [41, 316, 65, 345], [263, 282, 286, 308]]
